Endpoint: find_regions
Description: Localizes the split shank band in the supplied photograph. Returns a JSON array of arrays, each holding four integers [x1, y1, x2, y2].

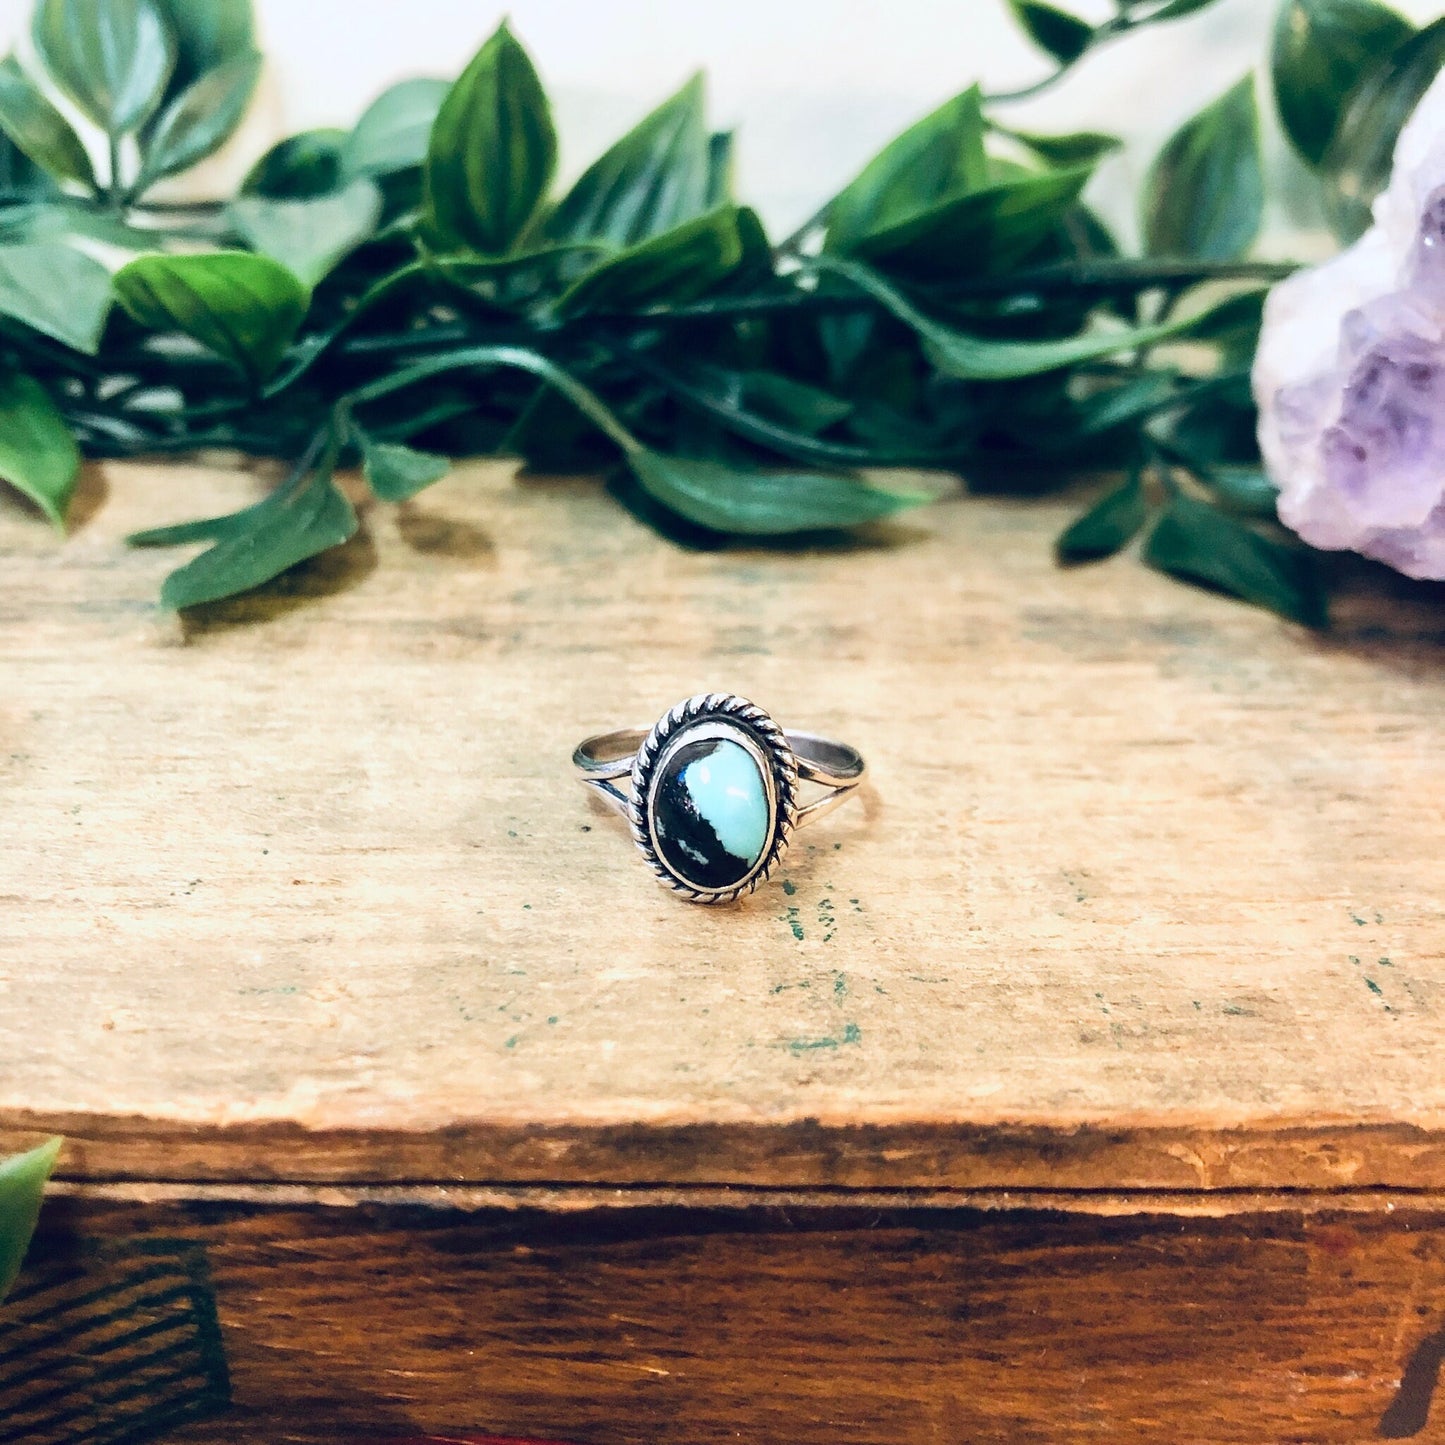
[[572, 694, 865, 904]]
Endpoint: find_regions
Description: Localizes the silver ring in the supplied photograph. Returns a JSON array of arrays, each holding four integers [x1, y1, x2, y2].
[[573, 693, 866, 904]]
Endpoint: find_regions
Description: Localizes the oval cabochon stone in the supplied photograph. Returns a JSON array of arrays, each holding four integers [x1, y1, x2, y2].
[[651, 733, 772, 890]]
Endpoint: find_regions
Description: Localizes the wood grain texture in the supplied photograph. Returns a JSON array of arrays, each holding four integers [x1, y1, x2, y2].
[[24, 1197, 1445, 1444], [2, 461, 1444, 1192]]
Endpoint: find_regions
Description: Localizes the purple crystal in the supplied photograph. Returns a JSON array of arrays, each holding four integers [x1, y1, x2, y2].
[[1256, 148, 1445, 578]]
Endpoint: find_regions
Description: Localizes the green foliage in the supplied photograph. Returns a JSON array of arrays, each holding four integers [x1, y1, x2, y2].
[[0, 1139, 60, 1303], [243, 129, 347, 199], [816, 256, 1252, 381], [153, 0, 253, 95], [1007, 1, 1094, 63], [424, 22, 555, 254], [0, 371, 79, 525], [343, 78, 448, 180], [0, 242, 112, 351], [0, 55, 95, 186], [1057, 471, 1149, 561], [229, 179, 383, 286], [555, 207, 744, 316], [0, 0, 1406, 625], [826, 87, 988, 254], [1272, 0, 1413, 165], [544, 74, 710, 247], [137, 48, 261, 188], [628, 451, 923, 535], [360, 434, 450, 502], [1143, 77, 1263, 260], [1143, 495, 1327, 626], [995, 126, 1121, 167], [135, 427, 357, 608], [114, 251, 308, 383], [1320, 16, 1445, 241], [33, 0, 175, 135]]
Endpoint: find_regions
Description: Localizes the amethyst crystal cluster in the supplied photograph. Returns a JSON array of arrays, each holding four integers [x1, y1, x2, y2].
[[1255, 74, 1445, 579]]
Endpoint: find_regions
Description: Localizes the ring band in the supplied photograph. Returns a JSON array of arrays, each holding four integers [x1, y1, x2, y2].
[[573, 693, 866, 904]]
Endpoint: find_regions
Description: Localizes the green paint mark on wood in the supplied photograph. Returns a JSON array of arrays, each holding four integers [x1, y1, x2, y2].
[[781, 879, 797, 896], [1365, 978, 1384, 997], [788, 1022, 861, 1053], [785, 905, 804, 941]]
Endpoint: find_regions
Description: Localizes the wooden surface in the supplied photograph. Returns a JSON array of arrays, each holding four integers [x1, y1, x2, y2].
[[13, 1197, 1445, 1444], [3, 459, 1445, 1194]]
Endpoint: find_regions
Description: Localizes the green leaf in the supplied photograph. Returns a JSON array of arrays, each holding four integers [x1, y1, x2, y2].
[[543, 73, 708, 248], [845, 165, 1092, 277], [1141, 0, 1227, 18], [734, 371, 853, 434], [230, 178, 382, 287], [554, 206, 743, 316], [360, 433, 450, 502], [0, 128, 58, 200], [1185, 287, 1267, 366], [1202, 464, 1280, 517], [425, 22, 555, 255], [705, 129, 734, 208], [994, 125, 1122, 167], [1166, 375, 1261, 465], [1075, 372, 1177, 435], [136, 48, 261, 189], [342, 77, 448, 180], [398, 242, 607, 295], [1321, 18, 1445, 242], [0, 1139, 60, 1303], [129, 505, 261, 547], [1056, 471, 1148, 561], [0, 243, 112, 352], [0, 371, 80, 527], [1143, 495, 1326, 625], [628, 450, 926, 535], [114, 251, 308, 384], [0, 56, 95, 187], [1007, 0, 1095, 62], [152, 0, 252, 94], [813, 254, 1238, 380], [1143, 76, 1263, 260], [1272, 0, 1413, 166], [242, 128, 346, 199], [33, 0, 175, 135], [826, 86, 988, 255], [153, 448, 357, 609]]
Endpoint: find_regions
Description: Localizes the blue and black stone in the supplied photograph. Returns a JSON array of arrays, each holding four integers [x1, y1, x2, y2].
[[651, 735, 771, 890]]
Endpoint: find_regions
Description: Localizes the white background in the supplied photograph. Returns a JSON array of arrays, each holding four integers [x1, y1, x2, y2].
[[0, 0, 1440, 245]]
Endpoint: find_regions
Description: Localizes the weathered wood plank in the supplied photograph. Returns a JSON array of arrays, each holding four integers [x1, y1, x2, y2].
[[3, 461, 1444, 1191], [19, 1198, 1445, 1445]]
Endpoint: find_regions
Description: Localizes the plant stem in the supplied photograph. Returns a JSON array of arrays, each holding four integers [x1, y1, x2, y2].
[[774, 201, 833, 257], [106, 134, 123, 210], [345, 344, 644, 455], [985, 15, 1134, 104], [585, 258, 1296, 329], [628, 352, 957, 469], [128, 198, 230, 217]]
